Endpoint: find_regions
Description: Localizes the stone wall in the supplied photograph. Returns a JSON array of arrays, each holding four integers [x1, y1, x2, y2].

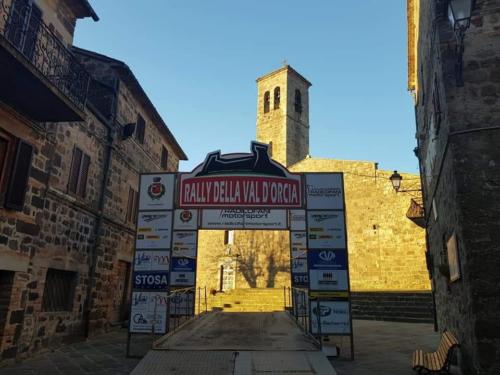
[[410, 0, 500, 373], [196, 158, 429, 294], [0, 57, 183, 360]]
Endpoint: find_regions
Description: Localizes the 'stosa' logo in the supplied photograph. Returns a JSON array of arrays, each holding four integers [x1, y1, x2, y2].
[[180, 210, 193, 223], [319, 251, 335, 262], [148, 177, 166, 200]]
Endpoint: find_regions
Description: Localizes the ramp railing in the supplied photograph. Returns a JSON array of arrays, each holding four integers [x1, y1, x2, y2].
[[284, 286, 310, 334]]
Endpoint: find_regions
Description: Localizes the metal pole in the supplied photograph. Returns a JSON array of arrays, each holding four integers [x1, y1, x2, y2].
[[316, 298, 322, 350], [283, 286, 286, 310], [288, 287, 291, 312], [198, 287, 201, 315], [204, 286, 207, 312]]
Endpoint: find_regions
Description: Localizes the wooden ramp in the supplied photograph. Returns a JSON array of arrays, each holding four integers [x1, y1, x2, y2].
[[132, 311, 337, 374]]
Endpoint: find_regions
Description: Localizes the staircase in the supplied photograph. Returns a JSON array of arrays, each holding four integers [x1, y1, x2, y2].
[[207, 288, 285, 312], [351, 291, 434, 324]]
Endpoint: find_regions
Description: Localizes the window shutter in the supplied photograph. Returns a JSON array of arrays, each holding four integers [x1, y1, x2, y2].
[[68, 147, 82, 194], [136, 115, 145, 144], [5, 140, 33, 211], [133, 190, 139, 222], [126, 187, 133, 222], [224, 230, 229, 245], [77, 154, 90, 197], [161, 146, 168, 169]]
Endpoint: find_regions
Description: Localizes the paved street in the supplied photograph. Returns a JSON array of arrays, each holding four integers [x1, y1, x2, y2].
[[0, 329, 153, 375], [331, 320, 440, 375], [0, 318, 440, 375]]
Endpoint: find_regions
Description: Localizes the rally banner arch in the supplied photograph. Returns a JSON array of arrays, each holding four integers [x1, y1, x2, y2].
[[126, 141, 354, 358]]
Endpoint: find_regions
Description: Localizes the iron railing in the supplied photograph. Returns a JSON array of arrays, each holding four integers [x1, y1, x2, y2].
[[0, 0, 89, 111], [284, 286, 310, 334]]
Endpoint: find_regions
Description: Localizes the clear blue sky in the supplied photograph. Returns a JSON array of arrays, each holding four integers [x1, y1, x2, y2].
[[74, 0, 418, 173]]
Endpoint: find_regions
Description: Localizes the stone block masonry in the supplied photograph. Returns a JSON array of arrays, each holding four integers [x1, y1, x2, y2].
[[0, 49, 185, 362]]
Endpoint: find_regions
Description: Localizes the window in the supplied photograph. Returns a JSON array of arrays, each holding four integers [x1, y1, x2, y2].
[[223, 230, 234, 245], [274, 87, 280, 109], [0, 134, 33, 211], [135, 114, 145, 144], [263, 91, 270, 113], [126, 186, 138, 223], [161, 146, 168, 169], [42, 269, 77, 312], [68, 147, 90, 198], [6, 0, 42, 61], [294, 89, 302, 113]]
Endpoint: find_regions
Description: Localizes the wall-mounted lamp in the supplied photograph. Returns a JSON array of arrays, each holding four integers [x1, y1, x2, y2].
[[389, 170, 422, 193], [447, 0, 474, 86]]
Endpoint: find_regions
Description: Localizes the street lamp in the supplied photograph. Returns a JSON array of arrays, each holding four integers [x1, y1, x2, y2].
[[389, 170, 421, 193], [389, 170, 402, 192], [447, 0, 474, 86]]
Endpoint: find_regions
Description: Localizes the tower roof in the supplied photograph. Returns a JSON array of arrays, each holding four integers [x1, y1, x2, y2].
[[256, 65, 312, 87]]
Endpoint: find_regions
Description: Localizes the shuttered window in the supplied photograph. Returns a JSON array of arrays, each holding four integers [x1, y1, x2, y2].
[[42, 269, 76, 312], [161, 146, 168, 169], [68, 147, 90, 198], [4, 140, 33, 211], [126, 186, 138, 223], [135, 114, 145, 144]]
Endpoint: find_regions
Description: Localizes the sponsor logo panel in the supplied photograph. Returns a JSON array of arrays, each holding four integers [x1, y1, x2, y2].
[[201, 209, 287, 229], [172, 231, 197, 258], [173, 209, 198, 230], [130, 291, 168, 333], [307, 211, 346, 249], [139, 174, 175, 210], [310, 301, 351, 335], [305, 174, 344, 210], [133, 271, 169, 290], [134, 250, 170, 271], [290, 209, 306, 231], [136, 211, 173, 249]]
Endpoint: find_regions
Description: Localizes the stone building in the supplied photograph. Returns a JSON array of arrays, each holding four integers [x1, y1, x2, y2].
[[0, 0, 186, 361], [197, 65, 431, 318], [407, 0, 500, 373]]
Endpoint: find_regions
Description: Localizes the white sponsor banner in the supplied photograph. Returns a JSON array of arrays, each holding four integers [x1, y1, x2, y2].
[[307, 211, 346, 249], [172, 231, 197, 258], [290, 231, 307, 259], [130, 291, 168, 333], [169, 291, 195, 315], [305, 174, 344, 210], [291, 258, 308, 273], [290, 209, 306, 231], [170, 271, 196, 286], [201, 209, 287, 229], [136, 211, 172, 249], [173, 209, 198, 230], [139, 174, 175, 210], [134, 250, 170, 271], [309, 269, 348, 290], [310, 301, 351, 335]]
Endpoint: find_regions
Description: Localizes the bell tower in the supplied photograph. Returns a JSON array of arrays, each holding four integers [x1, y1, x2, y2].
[[256, 65, 311, 167]]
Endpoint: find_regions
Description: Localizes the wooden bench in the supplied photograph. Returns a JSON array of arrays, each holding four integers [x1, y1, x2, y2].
[[412, 330, 459, 374]]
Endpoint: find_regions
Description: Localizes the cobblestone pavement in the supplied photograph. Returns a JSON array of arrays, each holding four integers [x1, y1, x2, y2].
[[330, 319, 440, 375], [0, 328, 154, 375], [0, 319, 440, 375]]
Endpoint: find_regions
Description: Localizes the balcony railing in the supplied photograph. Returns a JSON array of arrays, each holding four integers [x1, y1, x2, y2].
[[0, 0, 89, 111]]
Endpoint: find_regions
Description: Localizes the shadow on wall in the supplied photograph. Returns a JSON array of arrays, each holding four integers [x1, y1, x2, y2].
[[233, 231, 290, 288]]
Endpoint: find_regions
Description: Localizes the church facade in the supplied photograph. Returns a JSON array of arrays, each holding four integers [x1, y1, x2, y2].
[[196, 65, 430, 309]]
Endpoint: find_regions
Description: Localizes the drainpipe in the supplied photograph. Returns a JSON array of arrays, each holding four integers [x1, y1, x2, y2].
[[83, 79, 120, 338], [414, 106, 438, 332]]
